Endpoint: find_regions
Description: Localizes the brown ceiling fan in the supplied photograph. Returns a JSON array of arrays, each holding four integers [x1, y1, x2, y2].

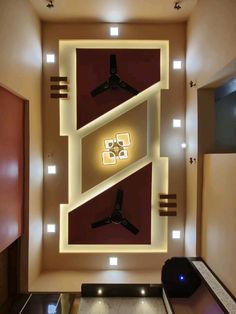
[[91, 189, 139, 235], [90, 54, 139, 97]]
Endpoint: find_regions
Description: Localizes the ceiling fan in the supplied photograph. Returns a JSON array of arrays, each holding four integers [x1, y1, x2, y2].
[[90, 54, 139, 97], [91, 189, 139, 235]]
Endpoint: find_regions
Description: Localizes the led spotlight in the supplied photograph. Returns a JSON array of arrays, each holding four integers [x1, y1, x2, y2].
[[109, 257, 118, 266], [98, 288, 102, 295], [46, 54, 55, 63], [47, 165, 56, 174], [110, 27, 119, 36], [173, 60, 182, 69], [173, 119, 181, 128], [141, 289, 145, 295], [47, 224, 56, 233]]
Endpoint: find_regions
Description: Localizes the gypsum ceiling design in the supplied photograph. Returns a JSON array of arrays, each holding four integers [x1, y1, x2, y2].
[[59, 40, 169, 253]]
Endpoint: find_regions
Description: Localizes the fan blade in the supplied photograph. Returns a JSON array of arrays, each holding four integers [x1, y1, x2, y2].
[[91, 81, 109, 97], [121, 218, 139, 235], [118, 80, 139, 95], [91, 217, 111, 228], [114, 189, 123, 211], [110, 54, 117, 75]]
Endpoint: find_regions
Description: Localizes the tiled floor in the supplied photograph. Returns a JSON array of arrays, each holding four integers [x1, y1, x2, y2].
[[78, 297, 167, 314]]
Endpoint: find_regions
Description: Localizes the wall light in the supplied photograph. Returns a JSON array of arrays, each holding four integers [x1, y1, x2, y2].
[[110, 26, 119, 36], [181, 143, 187, 148], [46, 54, 55, 63], [172, 230, 181, 239], [97, 289, 103, 295], [47, 224, 56, 233], [47, 165, 57, 174], [173, 60, 182, 69], [173, 119, 181, 128], [102, 132, 131, 165], [109, 257, 118, 266]]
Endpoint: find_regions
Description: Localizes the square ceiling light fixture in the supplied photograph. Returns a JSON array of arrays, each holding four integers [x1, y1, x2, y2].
[[47, 224, 56, 233], [173, 119, 181, 128], [46, 54, 55, 63], [173, 60, 182, 69], [110, 26, 119, 36], [172, 230, 181, 239], [109, 257, 118, 266], [47, 165, 57, 174], [102, 132, 131, 165]]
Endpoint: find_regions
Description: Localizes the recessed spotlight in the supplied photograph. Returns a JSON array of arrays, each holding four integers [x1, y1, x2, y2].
[[98, 289, 102, 295], [172, 230, 181, 239], [46, 54, 55, 63], [47, 224, 56, 233], [109, 257, 118, 266], [110, 27, 119, 36], [141, 289, 145, 295], [173, 119, 181, 128], [47, 165, 56, 174], [181, 143, 187, 148], [173, 60, 182, 69]]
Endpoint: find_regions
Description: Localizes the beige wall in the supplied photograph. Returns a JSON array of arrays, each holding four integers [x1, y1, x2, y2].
[[202, 154, 236, 297], [40, 22, 186, 290], [0, 0, 43, 289], [185, 0, 236, 256]]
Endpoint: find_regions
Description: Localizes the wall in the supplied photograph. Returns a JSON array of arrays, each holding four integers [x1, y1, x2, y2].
[[202, 154, 236, 297], [185, 0, 236, 256], [0, 0, 43, 289], [40, 22, 186, 290]]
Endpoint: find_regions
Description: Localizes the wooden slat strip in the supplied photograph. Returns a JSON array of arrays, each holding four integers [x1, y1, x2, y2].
[[50, 93, 68, 99], [159, 210, 177, 217], [50, 76, 68, 82], [50, 85, 68, 90], [159, 202, 177, 208], [159, 194, 176, 199]]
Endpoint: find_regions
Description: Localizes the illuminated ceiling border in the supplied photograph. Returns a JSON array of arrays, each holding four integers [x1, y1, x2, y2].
[[58, 40, 169, 253]]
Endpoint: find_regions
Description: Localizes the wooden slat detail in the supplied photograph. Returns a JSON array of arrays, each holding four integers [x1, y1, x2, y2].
[[50, 85, 68, 90], [159, 194, 176, 199], [50, 76, 68, 82], [50, 93, 68, 99], [159, 210, 177, 217], [159, 202, 177, 208]]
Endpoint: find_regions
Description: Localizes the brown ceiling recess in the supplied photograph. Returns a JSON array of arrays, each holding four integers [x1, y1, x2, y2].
[[69, 163, 152, 244], [76, 49, 160, 128]]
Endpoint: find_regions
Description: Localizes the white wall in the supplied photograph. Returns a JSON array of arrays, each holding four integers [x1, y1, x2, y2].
[[185, 0, 236, 256]]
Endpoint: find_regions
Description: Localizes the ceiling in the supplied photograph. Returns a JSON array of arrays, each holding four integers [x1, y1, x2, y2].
[[30, 0, 198, 23]]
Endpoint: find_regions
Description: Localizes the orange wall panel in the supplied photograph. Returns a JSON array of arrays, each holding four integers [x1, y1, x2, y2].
[[0, 86, 24, 252]]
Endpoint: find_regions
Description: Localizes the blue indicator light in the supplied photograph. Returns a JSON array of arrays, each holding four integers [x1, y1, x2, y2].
[[179, 274, 185, 282]]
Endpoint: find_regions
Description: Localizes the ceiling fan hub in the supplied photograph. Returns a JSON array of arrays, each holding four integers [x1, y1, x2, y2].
[[111, 210, 122, 224]]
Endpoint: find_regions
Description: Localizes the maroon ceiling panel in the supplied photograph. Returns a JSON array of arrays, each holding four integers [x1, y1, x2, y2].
[[77, 49, 160, 129], [69, 163, 152, 244], [0, 86, 24, 253]]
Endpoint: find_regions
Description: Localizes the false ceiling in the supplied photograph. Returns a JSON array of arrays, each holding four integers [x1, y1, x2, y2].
[[30, 0, 197, 23]]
